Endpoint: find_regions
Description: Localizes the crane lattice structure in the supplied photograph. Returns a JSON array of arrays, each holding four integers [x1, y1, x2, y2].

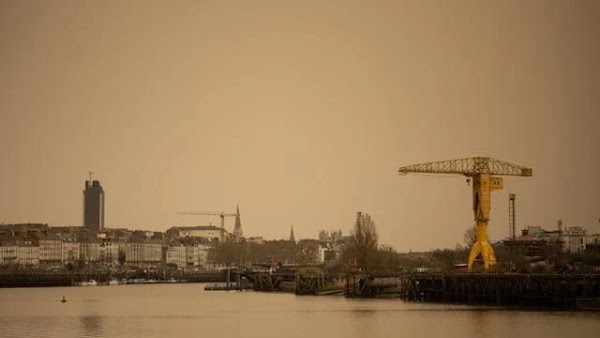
[[177, 210, 239, 229], [398, 157, 532, 271]]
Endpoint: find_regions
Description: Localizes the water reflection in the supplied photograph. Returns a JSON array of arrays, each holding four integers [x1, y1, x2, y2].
[[352, 308, 377, 314], [80, 315, 103, 337], [0, 285, 598, 338], [471, 310, 491, 338]]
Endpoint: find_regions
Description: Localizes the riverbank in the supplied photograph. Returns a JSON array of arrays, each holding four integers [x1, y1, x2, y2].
[[0, 270, 225, 288]]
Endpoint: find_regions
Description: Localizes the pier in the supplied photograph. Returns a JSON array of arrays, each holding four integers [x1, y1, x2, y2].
[[345, 272, 600, 310]]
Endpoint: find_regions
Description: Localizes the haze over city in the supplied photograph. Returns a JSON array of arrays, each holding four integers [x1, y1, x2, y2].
[[1, 0, 599, 251]]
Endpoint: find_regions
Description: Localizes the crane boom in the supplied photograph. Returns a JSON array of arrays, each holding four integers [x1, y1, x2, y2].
[[177, 211, 239, 229], [177, 211, 238, 216], [398, 157, 532, 177]]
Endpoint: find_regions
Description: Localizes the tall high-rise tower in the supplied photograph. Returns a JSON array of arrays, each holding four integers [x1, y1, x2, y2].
[[83, 178, 105, 231], [233, 204, 243, 240]]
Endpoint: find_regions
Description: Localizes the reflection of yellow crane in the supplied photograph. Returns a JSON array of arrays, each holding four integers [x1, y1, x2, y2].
[[398, 157, 532, 270], [176, 211, 239, 229]]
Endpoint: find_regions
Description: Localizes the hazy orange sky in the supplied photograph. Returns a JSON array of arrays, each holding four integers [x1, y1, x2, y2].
[[1, 1, 599, 251]]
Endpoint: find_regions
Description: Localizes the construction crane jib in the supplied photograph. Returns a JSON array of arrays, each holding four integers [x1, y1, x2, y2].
[[176, 211, 239, 229], [398, 157, 532, 271]]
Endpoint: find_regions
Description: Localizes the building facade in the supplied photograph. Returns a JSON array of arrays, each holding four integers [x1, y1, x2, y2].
[[16, 246, 39, 265], [564, 226, 587, 253], [125, 242, 163, 263], [167, 226, 229, 242], [39, 239, 63, 262], [0, 245, 17, 265], [80, 242, 101, 262], [62, 241, 80, 263], [100, 240, 119, 264], [166, 245, 187, 268]]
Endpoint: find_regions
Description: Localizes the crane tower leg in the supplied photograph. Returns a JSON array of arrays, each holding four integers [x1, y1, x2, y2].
[[467, 174, 498, 271]]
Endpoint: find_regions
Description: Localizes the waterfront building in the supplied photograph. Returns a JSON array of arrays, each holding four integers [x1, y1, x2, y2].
[[506, 224, 598, 255], [166, 226, 230, 242], [297, 239, 327, 264], [100, 240, 119, 264], [39, 238, 63, 263], [0, 245, 17, 265], [503, 228, 561, 258], [83, 180, 105, 231], [184, 244, 211, 268], [165, 244, 212, 269], [166, 245, 187, 268], [125, 242, 163, 263], [80, 241, 101, 262], [185, 246, 198, 268], [197, 244, 211, 267], [16, 245, 39, 265], [62, 241, 80, 263]]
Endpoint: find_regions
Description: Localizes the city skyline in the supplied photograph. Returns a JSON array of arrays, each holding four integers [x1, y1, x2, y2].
[[1, 1, 599, 251]]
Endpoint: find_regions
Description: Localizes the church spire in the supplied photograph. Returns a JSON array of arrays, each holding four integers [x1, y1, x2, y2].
[[289, 225, 295, 243], [233, 204, 243, 241]]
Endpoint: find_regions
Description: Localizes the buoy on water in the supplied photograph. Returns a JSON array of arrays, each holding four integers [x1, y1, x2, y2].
[[61, 296, 67, 303]]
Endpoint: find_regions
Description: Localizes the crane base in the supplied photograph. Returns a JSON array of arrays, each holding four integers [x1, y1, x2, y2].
[[467, 240, 497, 271]]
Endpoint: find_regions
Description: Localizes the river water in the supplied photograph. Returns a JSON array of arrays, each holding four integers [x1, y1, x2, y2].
[[0, 284, 598, 338]]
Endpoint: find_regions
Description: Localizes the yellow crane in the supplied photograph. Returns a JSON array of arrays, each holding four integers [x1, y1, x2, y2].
[[176, 210, 239, 229], [398, 157, 532, 270]]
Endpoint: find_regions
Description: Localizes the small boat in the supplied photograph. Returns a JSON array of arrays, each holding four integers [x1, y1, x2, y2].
[[126, 278, 147, 284], [78, 279, 98, 286], [61, 296, 67, 303]]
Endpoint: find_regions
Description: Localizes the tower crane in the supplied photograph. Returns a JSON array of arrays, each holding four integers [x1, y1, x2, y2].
[[398, 157, 532, 270], [176, 210, 239, 229]]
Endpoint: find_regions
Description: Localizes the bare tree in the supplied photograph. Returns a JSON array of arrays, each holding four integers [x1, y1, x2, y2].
[[350, 211, 378, 271], [463, 224, 476, 248]]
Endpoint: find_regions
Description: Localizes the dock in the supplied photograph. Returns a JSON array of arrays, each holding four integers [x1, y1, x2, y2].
[[345, 272, 600, 310]]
